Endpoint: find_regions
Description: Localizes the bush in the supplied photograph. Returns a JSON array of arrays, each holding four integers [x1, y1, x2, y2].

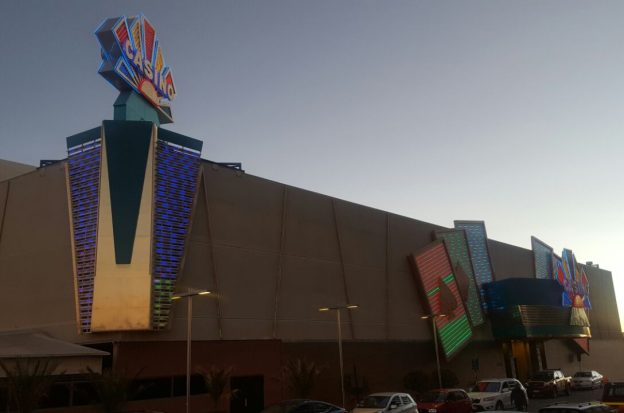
[[282, 358, 322, 398], [403, 370, 431, 394], [429, 369, 459, 388]]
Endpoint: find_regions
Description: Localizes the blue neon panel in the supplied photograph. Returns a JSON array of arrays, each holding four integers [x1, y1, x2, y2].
[[67, 134, 102, 333], [454, 221, 494, 309], [151, 139, 201, 329], [531, 237, 553, 280]]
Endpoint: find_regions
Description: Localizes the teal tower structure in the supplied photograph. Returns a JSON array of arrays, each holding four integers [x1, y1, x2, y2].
[[65, 15, 203, 333]]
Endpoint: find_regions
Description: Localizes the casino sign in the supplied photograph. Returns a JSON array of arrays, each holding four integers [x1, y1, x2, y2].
[[96, 15, 176, 123]]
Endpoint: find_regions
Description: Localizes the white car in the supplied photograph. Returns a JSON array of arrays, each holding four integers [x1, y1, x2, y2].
[[571, 370, 604, 390], [538, 401, 612, 412], [468, 378, 526, 411], [353, 393, 417, 413]]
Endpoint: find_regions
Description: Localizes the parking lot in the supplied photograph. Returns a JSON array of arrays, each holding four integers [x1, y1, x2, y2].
[[527, 387, 603, 412]]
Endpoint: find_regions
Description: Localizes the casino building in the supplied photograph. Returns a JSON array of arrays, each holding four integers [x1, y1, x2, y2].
[[0, 14, 623, 413]]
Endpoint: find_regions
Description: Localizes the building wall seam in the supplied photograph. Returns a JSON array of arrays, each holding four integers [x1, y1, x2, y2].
[[202, 171, 224, 339], [331, 199, 355, 339]]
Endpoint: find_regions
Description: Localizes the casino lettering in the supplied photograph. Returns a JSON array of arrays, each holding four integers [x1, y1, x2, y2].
[[123, 39, 175, 100]]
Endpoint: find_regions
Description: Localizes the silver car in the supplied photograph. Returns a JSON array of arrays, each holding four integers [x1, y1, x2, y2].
[[353, 393, 417, 413], [571, 371, 603, 390]]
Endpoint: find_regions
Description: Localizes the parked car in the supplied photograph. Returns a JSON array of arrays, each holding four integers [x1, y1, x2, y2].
[[526, 369, 572, 398], [572, 371, 604, 390], [260, 400, 345, 413], [353, 393, 417, 413], [416, 388, 472, 413], [538, 401, 614, 412], [602, 381, 624, 412], [468, 378, 527, 411]]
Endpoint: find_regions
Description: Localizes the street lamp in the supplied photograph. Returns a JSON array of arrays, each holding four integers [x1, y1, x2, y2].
[[172, 289, 211, 413], [421, 314, 447, 389], [318, 304, 359, 408]]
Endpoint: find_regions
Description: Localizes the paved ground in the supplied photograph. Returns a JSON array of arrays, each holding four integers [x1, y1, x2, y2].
[[526, 387, 603, 412]]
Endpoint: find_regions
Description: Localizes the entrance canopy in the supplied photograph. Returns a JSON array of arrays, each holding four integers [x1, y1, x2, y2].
[[0, 331, 108, 377], [483, 278, 591, 339]]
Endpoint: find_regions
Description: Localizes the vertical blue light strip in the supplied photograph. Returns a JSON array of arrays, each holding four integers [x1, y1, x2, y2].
[[67, 138, 102, 333], [152, 140, 201, 329]]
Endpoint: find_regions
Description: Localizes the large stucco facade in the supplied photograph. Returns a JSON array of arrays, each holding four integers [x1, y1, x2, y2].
[[0, 132, 622, 412]]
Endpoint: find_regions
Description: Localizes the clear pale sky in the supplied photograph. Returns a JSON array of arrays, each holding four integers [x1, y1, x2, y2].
[[1, 1, 623, 329]]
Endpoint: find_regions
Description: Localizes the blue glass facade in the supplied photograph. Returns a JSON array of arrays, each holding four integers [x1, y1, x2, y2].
[[152, 139, 201, 329], [67, 135, 102, 333]]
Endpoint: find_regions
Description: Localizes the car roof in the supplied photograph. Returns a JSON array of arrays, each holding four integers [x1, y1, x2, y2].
[[541, 402, 609, 410], [431, 388, 466, 392], [367, 392, 408, 397], [478, 378, 518, 382]]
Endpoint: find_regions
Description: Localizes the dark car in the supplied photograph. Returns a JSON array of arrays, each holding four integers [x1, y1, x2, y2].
[[260, 400, 346, 413], [602, 381, 624, 412], [416, 389, 472, 413], [526, 370, 571, 398]]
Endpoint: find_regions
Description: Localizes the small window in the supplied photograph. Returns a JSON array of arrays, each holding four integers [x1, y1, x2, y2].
[[390, 396, 401, 406], [400, 396, 411, 405]]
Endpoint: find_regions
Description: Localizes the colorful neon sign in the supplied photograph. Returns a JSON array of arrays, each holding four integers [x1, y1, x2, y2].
[[553, 249, 591, 327], [95, 15, 176, 121], [408, 241, 473, 361]]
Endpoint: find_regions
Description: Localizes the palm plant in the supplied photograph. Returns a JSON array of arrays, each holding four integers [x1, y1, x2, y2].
[[0, 357, 60, 413], [196, 365, 235, 412], [282, 358, 322, 398], [86, 367, 134, 413]]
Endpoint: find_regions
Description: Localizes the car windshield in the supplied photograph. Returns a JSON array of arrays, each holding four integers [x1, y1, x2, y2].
[[474, 382, 501, 392], [358, 396, 390, 408], [418, 391, 446, 403], [531, 372, 554, 381], [574, 372, 592, 377]]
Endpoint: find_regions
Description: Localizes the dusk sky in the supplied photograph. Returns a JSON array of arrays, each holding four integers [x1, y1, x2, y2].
[[2, 1, 623, 328]]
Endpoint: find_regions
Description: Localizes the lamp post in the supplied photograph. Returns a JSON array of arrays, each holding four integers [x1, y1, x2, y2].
[[421, 314, 447, 389], [172, 289, 211, 413], [318, 304, 359, 408]]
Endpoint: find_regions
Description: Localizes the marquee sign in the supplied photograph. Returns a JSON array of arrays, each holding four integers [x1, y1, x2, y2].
[[95, 15, 176, 122]]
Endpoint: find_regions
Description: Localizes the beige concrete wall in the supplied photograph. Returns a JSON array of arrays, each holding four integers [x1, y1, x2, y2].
[[0, 159, 36, 182], [488, 239, 534, 280], [585, 266, 621, 338], [0, 163, 78, 340], [0, 155, 620, 366], [543, 338, 624, 380], [175, 163, 454, 342]]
